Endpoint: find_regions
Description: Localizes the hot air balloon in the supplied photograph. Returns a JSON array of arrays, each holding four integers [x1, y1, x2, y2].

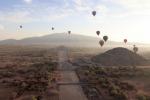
[[20, 25, 23, 29], [124, 39, 127, 44], [99, 40, 104, 47], [96, 31, 100, 36], [133, 45, 138, 53], [92, 11, 96, 16], [68, 31, 71, 34], [52, 27, 54, 30], [103, 36, 108, 42]]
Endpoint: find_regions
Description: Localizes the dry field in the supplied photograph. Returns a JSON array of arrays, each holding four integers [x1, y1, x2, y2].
[[0, 45, 59, 100], [0, 45, 150, 100]]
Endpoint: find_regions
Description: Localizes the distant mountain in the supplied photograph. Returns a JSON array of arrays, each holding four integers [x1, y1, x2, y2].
[[0, 33, 145, 47]]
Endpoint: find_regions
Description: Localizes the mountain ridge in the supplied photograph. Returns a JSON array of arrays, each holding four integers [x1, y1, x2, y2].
[[0, 33, 147, 47]]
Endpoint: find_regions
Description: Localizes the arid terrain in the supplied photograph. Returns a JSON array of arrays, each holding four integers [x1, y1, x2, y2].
[[0, 45, 150, 100]]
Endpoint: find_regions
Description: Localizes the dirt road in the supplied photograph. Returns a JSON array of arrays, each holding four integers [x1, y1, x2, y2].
[[57, 47, 87, 100]]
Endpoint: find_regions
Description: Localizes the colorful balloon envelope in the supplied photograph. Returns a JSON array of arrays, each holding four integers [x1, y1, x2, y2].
[[99, 40, 104, 47], [124, 39, 127, 43], [52, 27, 54, 30], [96, 31, 100, 36], [20, 25, 23, 29], [103, 36, 108, 42], [68, 31, 71, 34], [92, 11, 96, 16], [133, 45, 138, 53]]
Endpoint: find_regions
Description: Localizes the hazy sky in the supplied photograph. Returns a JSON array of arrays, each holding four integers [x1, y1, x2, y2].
[[0, 0, 150, 43]]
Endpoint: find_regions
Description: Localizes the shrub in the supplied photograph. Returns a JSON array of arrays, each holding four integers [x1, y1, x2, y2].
[[120, 82, 135, 90], [101, 82, 108, 88], [137, 95, 146, 100], [117, 91, 128, 100], [110, 89, 118, 96], [32, 96, 37, 100], [110, 89, 127, 100], [137, 94, 150, 100], [98, 77, 105, 83]]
